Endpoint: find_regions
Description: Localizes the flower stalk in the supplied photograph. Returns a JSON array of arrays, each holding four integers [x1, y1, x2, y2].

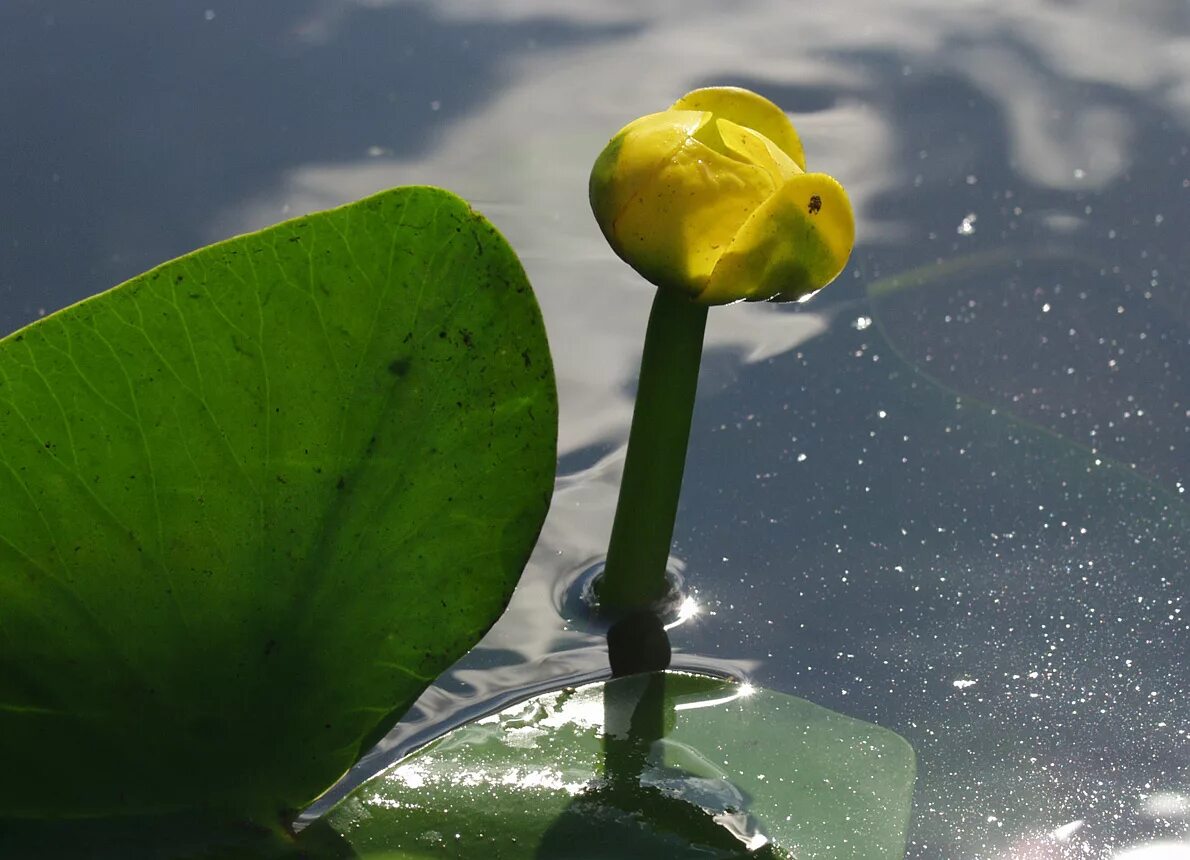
[[600, 288, 707, 612], [591, 86, 855, 617]]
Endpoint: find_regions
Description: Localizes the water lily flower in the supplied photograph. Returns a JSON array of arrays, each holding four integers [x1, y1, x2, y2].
[[590, 86, 854, 304]]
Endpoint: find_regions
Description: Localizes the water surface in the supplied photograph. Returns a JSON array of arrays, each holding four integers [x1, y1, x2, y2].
[[2, 2, 1187, 856]]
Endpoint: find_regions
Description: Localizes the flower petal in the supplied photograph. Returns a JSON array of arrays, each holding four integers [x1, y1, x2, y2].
[[714, 117, 803, 185], [699, 173, 854, 305], [671, 87, 806, 171], [612, 136, 776, 296], [589, 109, 710, 246]]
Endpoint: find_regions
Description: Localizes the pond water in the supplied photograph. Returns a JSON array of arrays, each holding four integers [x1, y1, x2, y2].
[[2, 1, 1187, 857]]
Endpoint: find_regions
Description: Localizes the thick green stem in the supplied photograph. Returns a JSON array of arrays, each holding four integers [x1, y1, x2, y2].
[[601, 288, 708, 612]]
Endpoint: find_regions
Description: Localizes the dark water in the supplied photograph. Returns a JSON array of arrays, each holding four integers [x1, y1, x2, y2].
[[2, 2, 1187, 857]]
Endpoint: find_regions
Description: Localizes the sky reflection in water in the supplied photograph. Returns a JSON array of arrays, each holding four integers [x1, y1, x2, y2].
[[1, 1, 1187, 857]]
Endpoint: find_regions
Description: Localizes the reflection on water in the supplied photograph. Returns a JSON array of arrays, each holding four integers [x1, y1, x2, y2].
[[665, 595, 703, 631], [2, 1, 1187, 857], [1111, 844, 1190, 860], [671, 682, 755, 712]]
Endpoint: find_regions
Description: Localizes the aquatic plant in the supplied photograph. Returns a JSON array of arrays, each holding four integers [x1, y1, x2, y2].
[[0, 90, 914, 859], [590, 87, 855, 612]]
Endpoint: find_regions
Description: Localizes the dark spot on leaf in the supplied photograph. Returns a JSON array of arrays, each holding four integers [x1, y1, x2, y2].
[[276, 474, 287, 485], [174, 274, 185, 284], [188, 293, 201, 300], [460, 329, 473, 348], [808, 195, 822, 215], [388, 358, 411, 377], [521, 349, 532, 368], [336, 476, 346, 490]]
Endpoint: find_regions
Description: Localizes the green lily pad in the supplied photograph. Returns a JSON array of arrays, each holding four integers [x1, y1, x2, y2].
[[324, 672, 916, 859], [0, 187, 557, 824]]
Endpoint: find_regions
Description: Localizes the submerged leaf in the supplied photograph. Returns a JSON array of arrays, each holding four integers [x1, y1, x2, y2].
[[0, 187, 557, 823], [324, 672, 915, 859]]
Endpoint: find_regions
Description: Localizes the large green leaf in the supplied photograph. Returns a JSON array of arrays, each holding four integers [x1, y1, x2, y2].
[[0, 187, 557, 823], [324, 672, 916, 859]]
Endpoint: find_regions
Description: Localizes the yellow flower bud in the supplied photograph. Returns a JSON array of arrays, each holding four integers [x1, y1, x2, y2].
[[590, 87, 855, 304]]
